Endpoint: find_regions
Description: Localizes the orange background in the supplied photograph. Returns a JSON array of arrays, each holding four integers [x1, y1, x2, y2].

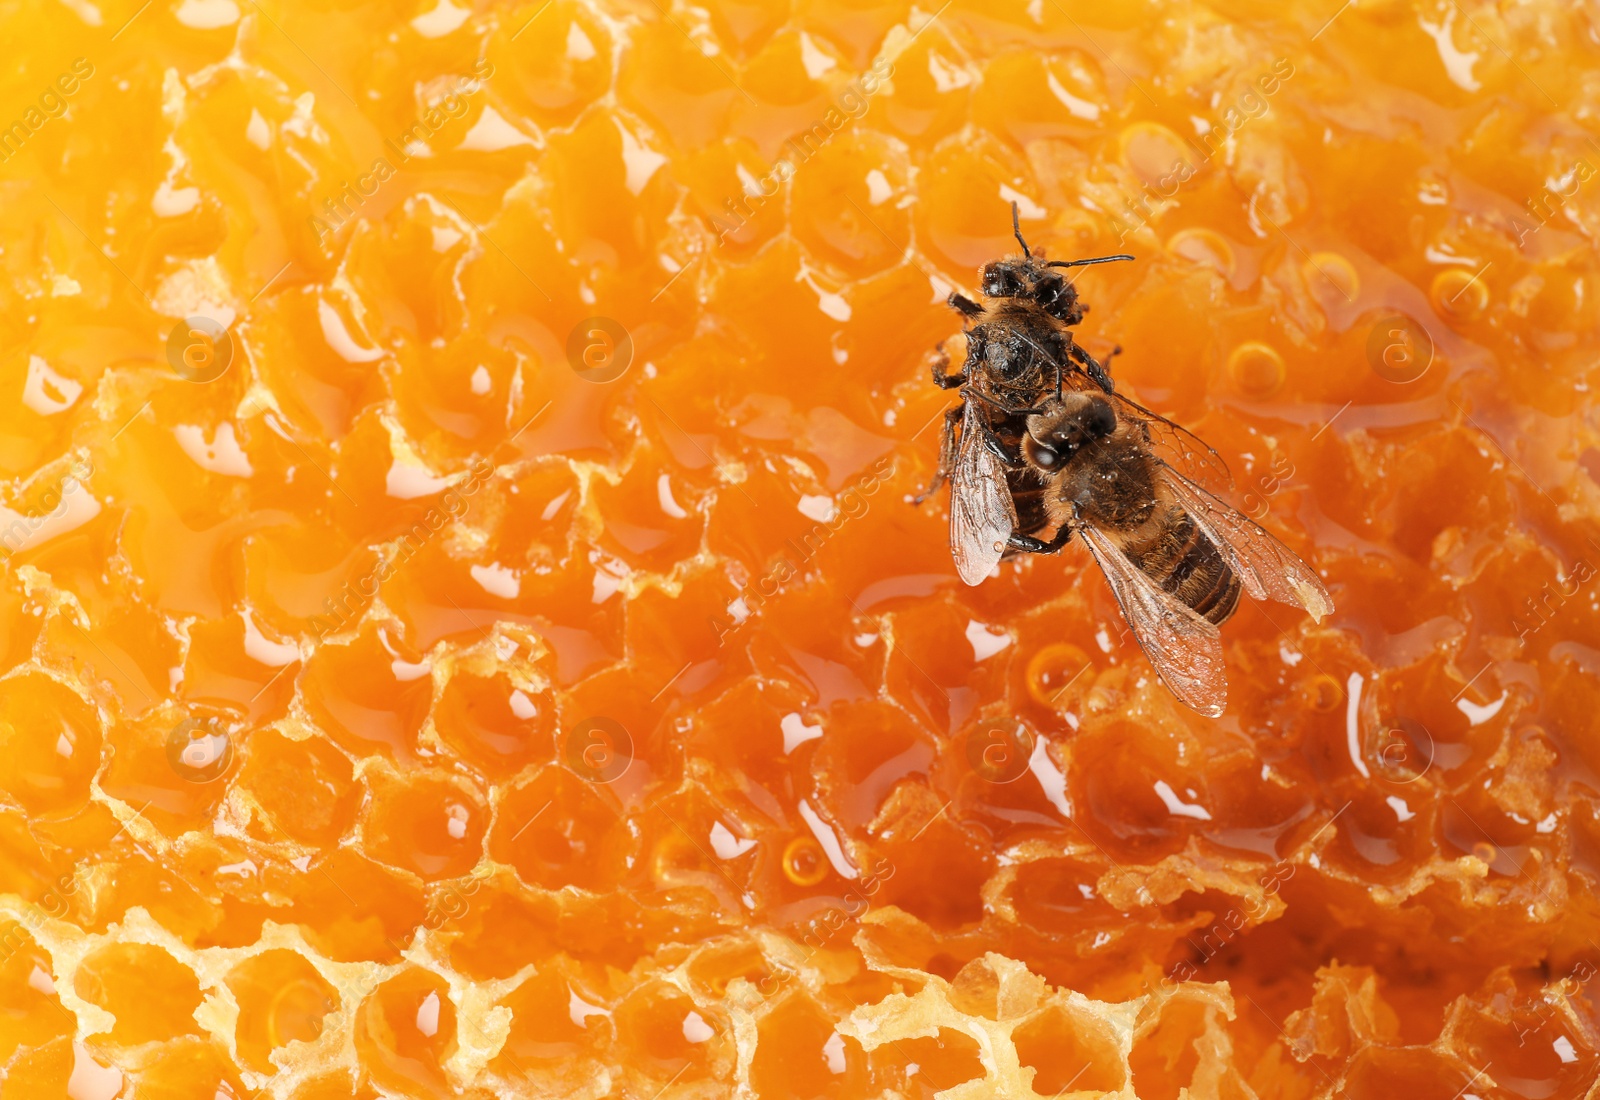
[[1, 0, 1598, 1097]]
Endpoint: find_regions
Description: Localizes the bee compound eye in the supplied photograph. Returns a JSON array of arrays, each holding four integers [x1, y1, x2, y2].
[[1024, 434, 1062, 466]]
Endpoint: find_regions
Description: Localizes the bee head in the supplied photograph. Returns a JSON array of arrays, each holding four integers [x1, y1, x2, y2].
[[979, 259, 1031, 300], [984, 203, 1133, 324], [978, 259, 1088, 322], [1023, 393, 1117, 469]]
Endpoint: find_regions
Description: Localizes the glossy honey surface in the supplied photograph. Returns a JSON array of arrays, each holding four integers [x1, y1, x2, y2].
[[1, 0, 1599, 1097]]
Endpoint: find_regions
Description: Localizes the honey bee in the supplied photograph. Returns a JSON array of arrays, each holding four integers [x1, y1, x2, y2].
[[920, 206, 1333, 715]]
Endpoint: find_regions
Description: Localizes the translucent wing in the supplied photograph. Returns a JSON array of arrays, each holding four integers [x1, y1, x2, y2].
[[1159, 467, 1334, 621], [1077, 522, 1228, 717], [1109, 391, 1233, 491], [950, 401, 1016, 586]]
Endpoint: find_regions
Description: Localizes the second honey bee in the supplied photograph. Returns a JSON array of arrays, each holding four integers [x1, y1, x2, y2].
[[924, 207, 1333, 716]]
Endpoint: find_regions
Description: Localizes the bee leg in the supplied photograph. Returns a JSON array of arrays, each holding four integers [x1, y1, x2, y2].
[[1040, 525, 1075, 552], [913, 406, 963, 505], [930, 345, 964, 390], [1007, 534, 1054, 553], [1007, 526, 1074, 554], [963, 385, 1041, 418], [1069, 341, 1115, 394], [948, 292, 984, 318], [980, 429, 1024, 467]]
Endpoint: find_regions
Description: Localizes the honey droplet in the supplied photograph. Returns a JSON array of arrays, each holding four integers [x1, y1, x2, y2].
[[1472, 841, 1498, 866], [1227, 341, 1286, 398], [1431, 267, 1489, 321], [781, 837, 829, 887], [1119, 121, 1194, 192], [1302, 251, 1360, 304], [1025, 643, 1092, 707], [1165, 227, 1237, 279]]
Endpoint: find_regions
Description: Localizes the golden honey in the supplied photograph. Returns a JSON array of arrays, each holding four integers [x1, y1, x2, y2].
[[2, 0, 1599, 1097]]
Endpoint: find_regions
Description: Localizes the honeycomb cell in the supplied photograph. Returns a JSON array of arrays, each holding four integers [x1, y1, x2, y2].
[[4, 0, 1600, 1095], [487, 767, 631, 893], [494, 966, 612, 1069], [870, 1027, 987, 1096], [1006, 858, 1119, 934], [433, 666, 555, 778], [0, 934, 72, 1063], [1070, 720, 1203, 861], [1013, 1005, 1126, 1094], [226, 948, 340, 1074], [492, 0, 613, 127], [127, 1036, 251, 1100], [613, 981, 728, 1081], [0, 673, 102, 819], [73, 943, 205, 1046], [617, 18, 742, 151], [789, 131, 912, 277], [360, 770, 488, 880], [915, 131, 1036, 272], [749, 993, 869, 1100], [292, 849, 428, 963], [679, 137, 792, 253], [538, 108, 677, 276], [686, 940, 780, 1001], [973, 50, 1108, 147], [440, 884, 558, 981], [300, 624, 434, 762], [239, 521, 382, 636], [860, 811, 992, 931], [354, 967, 458, 1098], [0, 1039, 123, 1100], [388, 338, 521, 453], [102, 707, 241, 831], [872, 23, 971, 144], [738, 29, 839, 130], [591, 455, 707, 573], [1128, 996, 1212, 1100], [237, 728, 362, 847]]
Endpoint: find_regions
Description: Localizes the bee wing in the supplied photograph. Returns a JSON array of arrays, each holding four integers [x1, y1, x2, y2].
[[1077, 522, 1228, 717], [1109, 392, 1234, 491], [950, 402, 1017, 586], [1159, 465, 1335, 621]]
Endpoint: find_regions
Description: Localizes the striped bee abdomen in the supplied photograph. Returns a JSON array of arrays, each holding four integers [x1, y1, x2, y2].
[[1132, 508, 1242, 626]]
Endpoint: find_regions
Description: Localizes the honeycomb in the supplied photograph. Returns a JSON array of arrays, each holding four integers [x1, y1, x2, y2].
[[3, 0, 1600, 1096]]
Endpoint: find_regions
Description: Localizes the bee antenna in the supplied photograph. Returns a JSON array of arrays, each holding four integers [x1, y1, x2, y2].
[[1047, 255, 1136, 268], [1011, 201, 1031, 258]]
